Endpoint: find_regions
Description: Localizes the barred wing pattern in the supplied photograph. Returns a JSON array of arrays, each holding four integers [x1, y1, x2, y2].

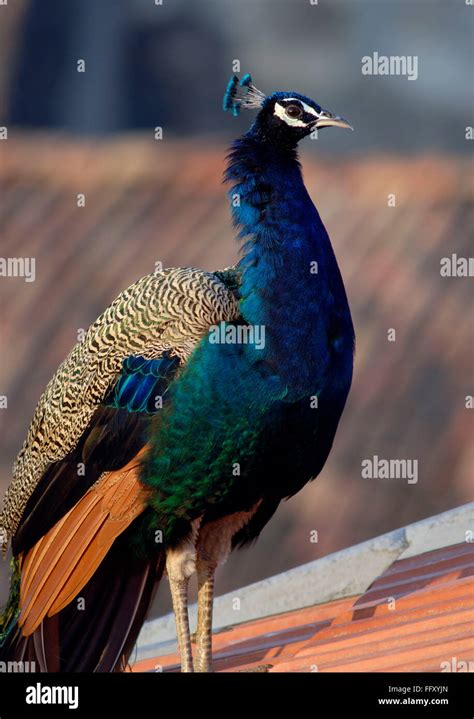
[[1, 267, 239, 550]]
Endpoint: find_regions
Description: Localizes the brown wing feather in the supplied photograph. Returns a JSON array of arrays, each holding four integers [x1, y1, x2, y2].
[[18, 447, 150, 636]]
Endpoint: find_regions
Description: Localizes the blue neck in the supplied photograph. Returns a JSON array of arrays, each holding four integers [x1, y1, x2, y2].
[[225, 131, 353, 393]]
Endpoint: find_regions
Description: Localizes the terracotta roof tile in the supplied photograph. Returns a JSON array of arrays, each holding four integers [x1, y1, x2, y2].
[[130, 542, 474, 672]]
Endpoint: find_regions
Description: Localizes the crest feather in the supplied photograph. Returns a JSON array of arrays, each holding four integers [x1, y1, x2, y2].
[[223, 73, 266, 117]]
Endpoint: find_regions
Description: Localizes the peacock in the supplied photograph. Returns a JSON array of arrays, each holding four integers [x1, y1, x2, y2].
[[0, 74, 354, 672]]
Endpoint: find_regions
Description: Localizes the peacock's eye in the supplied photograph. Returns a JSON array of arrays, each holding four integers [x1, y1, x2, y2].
[[285, 104, 303, 119]]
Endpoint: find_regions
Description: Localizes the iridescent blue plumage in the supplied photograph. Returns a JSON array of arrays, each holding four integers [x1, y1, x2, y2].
[[140, 77, 355, 542], [105, 354, 180, 413]]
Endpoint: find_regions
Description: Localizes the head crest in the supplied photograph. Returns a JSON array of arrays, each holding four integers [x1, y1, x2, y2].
[[223, 73, 266, 117]]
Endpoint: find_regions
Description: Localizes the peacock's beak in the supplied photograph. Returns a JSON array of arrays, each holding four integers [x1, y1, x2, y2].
[[313, 112, 353, 131]]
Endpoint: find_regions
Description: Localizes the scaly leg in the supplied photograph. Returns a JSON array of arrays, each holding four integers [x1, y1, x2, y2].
[[166, 552, 194, 672], [194, 557, 216, 673], [193, 504, 262, 673]]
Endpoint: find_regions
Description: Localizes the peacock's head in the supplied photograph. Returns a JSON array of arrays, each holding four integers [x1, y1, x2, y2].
[[224, 74, 352, 146]]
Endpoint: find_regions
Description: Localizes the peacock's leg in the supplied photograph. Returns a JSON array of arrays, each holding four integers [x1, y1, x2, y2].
[[166, 534, 199, 673], [194, 502, 261, 673], [194, 557, 216, 673], [167, 575, 193, 672]]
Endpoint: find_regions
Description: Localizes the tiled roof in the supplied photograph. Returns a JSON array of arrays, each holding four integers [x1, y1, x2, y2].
[[131, 541, 474, 672]]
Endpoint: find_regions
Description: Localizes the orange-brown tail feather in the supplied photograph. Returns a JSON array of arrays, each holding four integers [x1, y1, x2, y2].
[[18, 447, 151, 637]]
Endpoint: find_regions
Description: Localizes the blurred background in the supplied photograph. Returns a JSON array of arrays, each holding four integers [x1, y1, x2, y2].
[[0, 0, 472, 617]]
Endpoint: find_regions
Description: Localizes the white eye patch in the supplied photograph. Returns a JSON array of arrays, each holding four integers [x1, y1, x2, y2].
[[284, 98, 321, 118], [273, 102, 307, 127], [273, 99, 321, 127]]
